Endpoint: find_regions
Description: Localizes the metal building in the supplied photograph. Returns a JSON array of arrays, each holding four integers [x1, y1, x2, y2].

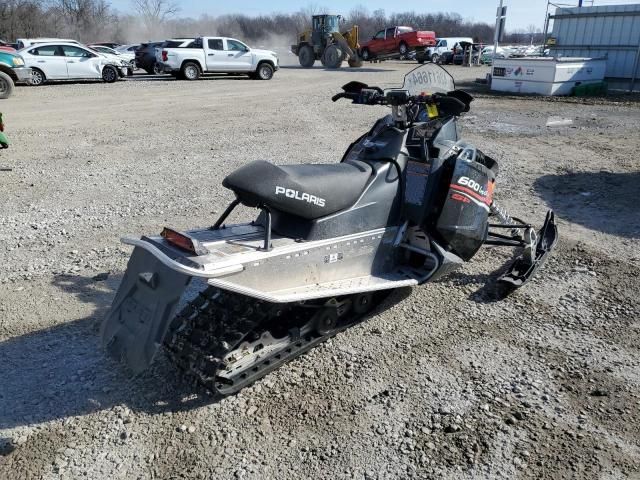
[[548, 3, 640, 90]]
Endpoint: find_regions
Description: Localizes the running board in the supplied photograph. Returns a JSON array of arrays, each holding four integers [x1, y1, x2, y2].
[[207, 267, 430, 303]]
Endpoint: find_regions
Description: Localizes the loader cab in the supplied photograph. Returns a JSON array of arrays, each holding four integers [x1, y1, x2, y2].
[[312, 14, 342, 45]]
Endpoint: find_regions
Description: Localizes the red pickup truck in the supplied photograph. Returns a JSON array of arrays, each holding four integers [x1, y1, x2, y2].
[[360, 26, 436, 60]]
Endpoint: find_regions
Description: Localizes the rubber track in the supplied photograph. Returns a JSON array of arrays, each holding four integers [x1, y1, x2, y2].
[[164, 286, 381, 396]]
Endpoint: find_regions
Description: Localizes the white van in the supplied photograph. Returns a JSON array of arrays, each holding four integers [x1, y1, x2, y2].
[[16, 38, 80, 50], [416, 37, 473, 63]]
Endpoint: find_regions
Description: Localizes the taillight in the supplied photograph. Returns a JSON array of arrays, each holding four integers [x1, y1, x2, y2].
[[161, 228, 208, 255], [162, 50, 168, 61]]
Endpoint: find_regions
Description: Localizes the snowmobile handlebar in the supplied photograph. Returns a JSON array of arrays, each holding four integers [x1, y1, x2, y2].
[[332, 88, 469, 117]]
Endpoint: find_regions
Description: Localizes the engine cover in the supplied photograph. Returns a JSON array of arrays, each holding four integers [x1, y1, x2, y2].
[[435, 159, 495, 261]]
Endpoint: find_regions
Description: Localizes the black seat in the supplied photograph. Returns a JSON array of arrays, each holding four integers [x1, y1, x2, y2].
[[222, 160, 372, 220]]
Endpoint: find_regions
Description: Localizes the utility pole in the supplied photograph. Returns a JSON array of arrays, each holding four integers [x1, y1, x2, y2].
[[493, 0, 507, 61]]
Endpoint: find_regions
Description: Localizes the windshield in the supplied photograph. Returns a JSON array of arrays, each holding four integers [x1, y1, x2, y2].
[[400, 63, 455, 96]]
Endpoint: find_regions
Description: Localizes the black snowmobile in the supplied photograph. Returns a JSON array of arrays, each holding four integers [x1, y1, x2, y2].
[[102, 64, 557, 396]]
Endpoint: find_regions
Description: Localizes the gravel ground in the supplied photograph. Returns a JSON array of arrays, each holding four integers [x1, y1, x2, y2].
[[0, 61, 639, 480]]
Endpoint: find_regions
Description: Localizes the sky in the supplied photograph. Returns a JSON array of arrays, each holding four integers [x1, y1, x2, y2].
[[109, 1, 640, 31], [109, 0, 549, 30]]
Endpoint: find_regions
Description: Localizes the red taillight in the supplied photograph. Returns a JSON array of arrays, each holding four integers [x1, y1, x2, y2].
[[161, 228, 208, 255], [162, 50, 168, 61]]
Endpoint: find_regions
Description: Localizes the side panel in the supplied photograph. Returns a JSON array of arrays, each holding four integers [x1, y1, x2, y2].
[[101, 247, 190, 373], [435, 159, 494, 261]]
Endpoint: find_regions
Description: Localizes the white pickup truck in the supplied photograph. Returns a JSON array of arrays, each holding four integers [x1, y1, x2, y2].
[[159, 37, 279, 80]]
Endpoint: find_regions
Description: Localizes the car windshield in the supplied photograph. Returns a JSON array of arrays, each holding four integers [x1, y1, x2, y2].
[[397, 63, 455, 96]]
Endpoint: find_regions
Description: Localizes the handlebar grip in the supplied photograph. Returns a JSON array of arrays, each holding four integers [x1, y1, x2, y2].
[[332, 92, 360, 102]]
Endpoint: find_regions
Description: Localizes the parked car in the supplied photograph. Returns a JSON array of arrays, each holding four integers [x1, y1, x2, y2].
[[16, 38, 80, 50], [416, 37, 473, 64], [159, 36, 279, 80], [20, 43, 129, 85], [89, 45, 135, 71], [92, 42, 121, 49], [135, 41, 164, 74], [116, 44, 139, 54], [480, 46, 509, 65], [0, 50, 31, 98], [360, 26, 436, 60], [0, 40, 16, 53]]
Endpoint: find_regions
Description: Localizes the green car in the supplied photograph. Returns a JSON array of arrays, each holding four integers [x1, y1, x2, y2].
[[0, 50, 32, 99]]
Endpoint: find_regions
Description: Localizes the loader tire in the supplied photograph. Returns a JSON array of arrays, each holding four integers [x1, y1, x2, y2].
[[323, 44, 344, 69], [298, 45, 315, 68], [0, 71, 15, 98]]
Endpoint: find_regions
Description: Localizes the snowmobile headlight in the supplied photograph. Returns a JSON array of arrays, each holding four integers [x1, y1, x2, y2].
[[12, 56, 24, 67], [161, 227, 209, 256]]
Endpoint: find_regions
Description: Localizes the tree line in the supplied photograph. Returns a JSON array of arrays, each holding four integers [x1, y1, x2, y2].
[[0, 1, 543, 45]]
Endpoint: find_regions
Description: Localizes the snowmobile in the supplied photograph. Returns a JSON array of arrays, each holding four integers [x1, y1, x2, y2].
[[102, 64, 557, 396]]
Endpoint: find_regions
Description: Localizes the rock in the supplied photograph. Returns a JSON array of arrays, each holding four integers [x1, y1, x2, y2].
[[188, 426, 196, 434], [590, 389, 609, 397], [179, 424, 187, 432], [444, 424, 461, 433], [92, 272, 109, 281], [505, 416, 517, 425]]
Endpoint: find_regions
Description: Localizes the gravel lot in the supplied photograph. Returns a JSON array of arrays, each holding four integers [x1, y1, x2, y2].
[[0, 60, 639, 480]]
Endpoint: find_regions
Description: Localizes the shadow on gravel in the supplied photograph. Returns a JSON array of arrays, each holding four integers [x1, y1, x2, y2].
[[126, 74, 256, 82], [0, 273, 210, 432], [0, 274, 413, 431], [279, 65, 392, 73], [535, 171, 640, 239]]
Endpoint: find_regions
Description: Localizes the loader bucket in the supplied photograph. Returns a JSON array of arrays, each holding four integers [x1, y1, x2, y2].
[[101, 246, 191, 373]]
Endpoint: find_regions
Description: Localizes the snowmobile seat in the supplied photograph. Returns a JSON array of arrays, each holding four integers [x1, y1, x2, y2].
[[222, 160, 372, 220]]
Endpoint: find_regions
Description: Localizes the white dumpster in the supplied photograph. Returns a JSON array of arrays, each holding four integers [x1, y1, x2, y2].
[[490, 57, 606, 95]]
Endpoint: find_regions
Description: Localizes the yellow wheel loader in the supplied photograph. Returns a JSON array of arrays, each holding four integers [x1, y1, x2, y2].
[[291, 14, 362, 69]]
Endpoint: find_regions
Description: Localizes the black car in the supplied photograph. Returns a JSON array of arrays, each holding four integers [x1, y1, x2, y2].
[[92, 42, 121, 49], [135, 41, 164, 75]]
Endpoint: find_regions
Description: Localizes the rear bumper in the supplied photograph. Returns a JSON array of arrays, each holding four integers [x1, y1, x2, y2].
[[12, 66, 32, 82], [161, 63, 178, 73]]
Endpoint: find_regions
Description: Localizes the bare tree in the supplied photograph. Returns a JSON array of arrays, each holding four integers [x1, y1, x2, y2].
[[131, 0, 179, 37]]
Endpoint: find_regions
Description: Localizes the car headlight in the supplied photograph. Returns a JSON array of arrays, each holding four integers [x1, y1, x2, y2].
[[12, 56, 24, 67], [120, 60, 130, 67]]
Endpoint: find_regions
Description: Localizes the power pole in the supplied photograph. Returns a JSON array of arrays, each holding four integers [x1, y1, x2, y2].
[[493, 0, 507, 61]]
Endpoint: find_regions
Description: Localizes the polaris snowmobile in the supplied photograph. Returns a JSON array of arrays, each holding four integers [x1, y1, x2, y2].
[[102, 64, 557, 396]]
